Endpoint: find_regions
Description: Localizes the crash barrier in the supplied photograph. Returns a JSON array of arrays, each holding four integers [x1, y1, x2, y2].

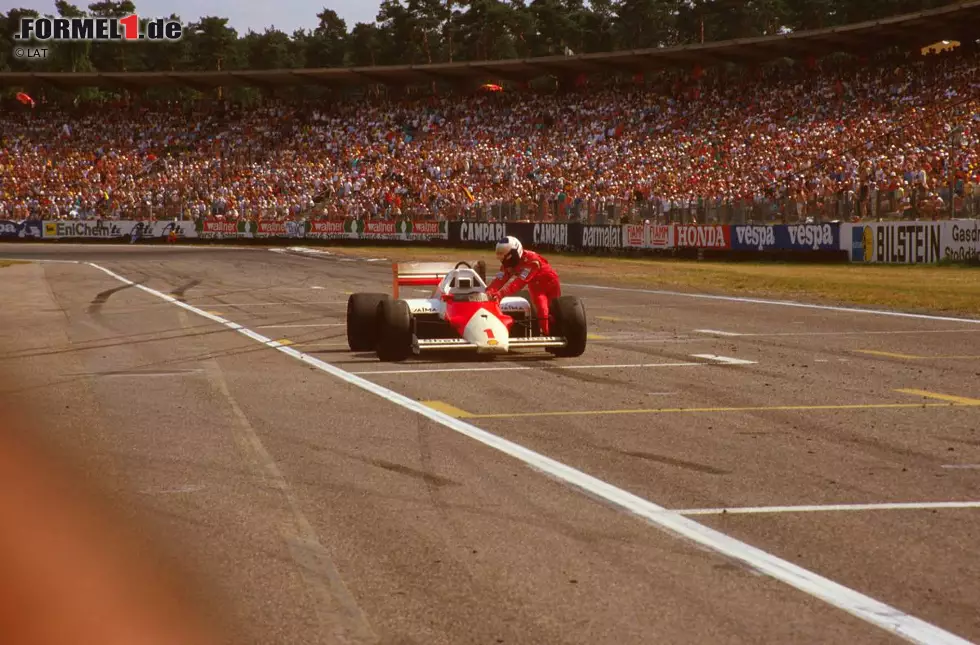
[[3, 218, 979, 265]]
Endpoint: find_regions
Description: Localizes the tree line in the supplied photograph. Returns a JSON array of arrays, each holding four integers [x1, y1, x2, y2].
[[0, 0, 956, 77]]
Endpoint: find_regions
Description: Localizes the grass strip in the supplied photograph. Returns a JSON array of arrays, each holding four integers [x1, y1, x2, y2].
[[324, 246, 980, 317]]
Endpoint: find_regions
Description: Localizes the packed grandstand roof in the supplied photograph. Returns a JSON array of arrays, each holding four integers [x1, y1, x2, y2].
[[1, 1, 979, 224]]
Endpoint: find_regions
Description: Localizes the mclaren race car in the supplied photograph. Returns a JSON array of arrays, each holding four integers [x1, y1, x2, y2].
[[346, 261, 588, 362]]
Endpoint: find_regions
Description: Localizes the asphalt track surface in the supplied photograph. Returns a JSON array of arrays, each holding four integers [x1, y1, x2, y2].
[[1, 243, 979, 645]]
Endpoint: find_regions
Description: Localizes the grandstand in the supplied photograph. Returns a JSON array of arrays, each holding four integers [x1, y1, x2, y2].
[[1, 1, 979, 224]]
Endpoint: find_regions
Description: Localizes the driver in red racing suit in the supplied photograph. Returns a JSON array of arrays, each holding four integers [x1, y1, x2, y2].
[[485, 236, 561, 335]]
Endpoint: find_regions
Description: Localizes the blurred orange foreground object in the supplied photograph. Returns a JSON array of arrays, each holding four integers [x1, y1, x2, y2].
[[0, 396, 226, 645]]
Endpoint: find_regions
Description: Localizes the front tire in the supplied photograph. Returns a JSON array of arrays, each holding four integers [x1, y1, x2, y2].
[[549, 295, 587, 358], [347, 293, 390, 351], [376, 299, 413, 362]]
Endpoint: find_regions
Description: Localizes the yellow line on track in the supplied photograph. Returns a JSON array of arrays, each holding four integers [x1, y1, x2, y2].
[[421, 389, 980, 420], [855, 350, 922, 359], [895, 389, 980, 405], [421, 401, 474, 418], [856, 350, 980, 361]]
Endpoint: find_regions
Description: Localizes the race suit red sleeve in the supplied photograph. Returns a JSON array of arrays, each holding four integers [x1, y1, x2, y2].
[[487, 268, 511, 293], [497, 258, 544, 298]]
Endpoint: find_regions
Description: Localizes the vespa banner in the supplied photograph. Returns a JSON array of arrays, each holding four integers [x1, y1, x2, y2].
[[731, 224, 839, 251]]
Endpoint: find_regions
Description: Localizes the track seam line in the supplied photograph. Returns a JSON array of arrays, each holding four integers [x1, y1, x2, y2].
[[85, 261, 972, 645], [567, 283, 980, 325]]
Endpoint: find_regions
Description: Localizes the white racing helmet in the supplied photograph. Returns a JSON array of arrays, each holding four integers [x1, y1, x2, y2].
[[495, 235, 523, 268]]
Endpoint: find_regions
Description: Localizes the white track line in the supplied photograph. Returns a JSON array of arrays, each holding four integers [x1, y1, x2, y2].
[[569, 283, 980, 325], [694, 329, 744, 336], [675, 501, 980, 516], [186, 301, 347, 307], [85, 261, 971, 645], [691, 354, 758, 366], [695, 329, 980, 337], [255, 323, 345, 329], [353, 362, 701, 375], [941, 465, 980, 470]]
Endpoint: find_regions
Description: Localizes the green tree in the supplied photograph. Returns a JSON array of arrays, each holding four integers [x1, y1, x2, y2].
[[241, 28, 297, 69], [50, 1, 93, 72], [306, 8, 348, 67], [612, 0, 679, 49], [453, 0, 521, 61], [348, 22, 382, 66], [138, 13, 188, 72], [1, 8, 41, 72], [183, 16, 241, 71], [87, 0, 139, 71]]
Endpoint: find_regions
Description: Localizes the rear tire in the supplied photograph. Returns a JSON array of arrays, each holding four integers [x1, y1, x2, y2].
[[548, 295, 587, 358], [376, 299, 413, 362], [347, 293, 390, 351]]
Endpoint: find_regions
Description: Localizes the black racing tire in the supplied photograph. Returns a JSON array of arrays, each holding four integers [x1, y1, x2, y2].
[[548, 295, 587, 358], [347, 292, 390, 351], [376, 299, 413, 362]]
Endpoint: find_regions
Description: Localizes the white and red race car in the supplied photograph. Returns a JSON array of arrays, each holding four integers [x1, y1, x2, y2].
[[346, 261, 588, 362]]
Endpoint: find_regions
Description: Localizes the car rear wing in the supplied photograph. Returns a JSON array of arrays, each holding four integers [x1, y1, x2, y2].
[[391, 261, 486, 298]]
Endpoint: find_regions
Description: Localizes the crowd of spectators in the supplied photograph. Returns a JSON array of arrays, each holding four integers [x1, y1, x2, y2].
[[2, 44, 979, 224]]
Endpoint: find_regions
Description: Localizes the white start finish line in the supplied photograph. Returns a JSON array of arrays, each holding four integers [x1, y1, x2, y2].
[[86, 261, 973, 645]]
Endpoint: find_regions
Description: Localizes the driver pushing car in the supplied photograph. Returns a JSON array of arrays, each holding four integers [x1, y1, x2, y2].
[[485, 236, 561, 335]]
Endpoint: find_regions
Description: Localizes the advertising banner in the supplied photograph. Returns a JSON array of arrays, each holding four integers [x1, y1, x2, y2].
[[579, 225, 622, 251], [255, 220, 307, 238], [0, 220, 43, 239], [452, 221, 508, 244], [42, 219, 197, 240], [731, 224, 839, 251], [306, 220, 346, 239], [784, 223, 839, 251], [360, 219, 448, 241], [731, 225, 777, 251], [194, 218, 449, 241], [622, 224, 647, 248], [674, 224, 731, 249], [940, 220, 980, 262], [648, 224, 674, 249], [845, 222, 942, 264], [530, 222, 571, 248], [197, 219, 250, 239], [44, 220, 127, 239]]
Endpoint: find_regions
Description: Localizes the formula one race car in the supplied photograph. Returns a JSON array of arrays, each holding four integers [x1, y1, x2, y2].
[[346, 261, 587, 362]]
